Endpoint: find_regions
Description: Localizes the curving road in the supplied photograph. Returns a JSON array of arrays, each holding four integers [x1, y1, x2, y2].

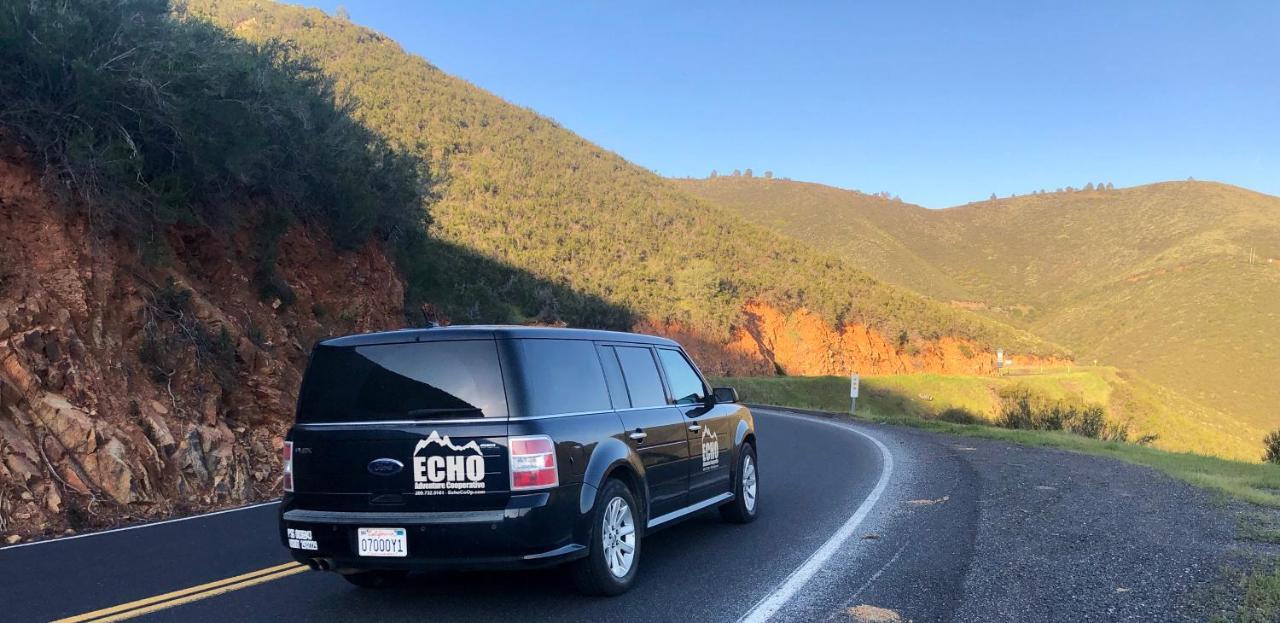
[[2, 410, 981, 623], [0, 408, 1229, 622]]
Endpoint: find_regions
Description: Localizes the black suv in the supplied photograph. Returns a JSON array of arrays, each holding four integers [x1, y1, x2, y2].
[[280, 326, 758, 595]]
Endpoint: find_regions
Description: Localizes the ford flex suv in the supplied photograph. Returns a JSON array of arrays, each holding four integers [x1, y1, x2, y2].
[[280, 326, 758, 595]]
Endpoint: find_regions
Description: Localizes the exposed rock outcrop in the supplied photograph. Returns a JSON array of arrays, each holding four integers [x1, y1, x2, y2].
[[673, 301, 1063, 377], [0, 155, 403, 541]]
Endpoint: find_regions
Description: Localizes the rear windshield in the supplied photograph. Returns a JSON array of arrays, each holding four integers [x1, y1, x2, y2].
[[296, 340, 508, 423]]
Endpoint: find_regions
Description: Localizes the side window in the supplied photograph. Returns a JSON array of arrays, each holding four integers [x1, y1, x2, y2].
[[517, 339, 611, 416], [657, 349, 707, 405], [614, 346, 668, 408], [597, 344, 631, 410]]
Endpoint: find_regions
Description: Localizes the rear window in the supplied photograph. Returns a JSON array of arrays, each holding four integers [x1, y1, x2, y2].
[[296, 340, 508, 423], [515, 339, 611, 416]]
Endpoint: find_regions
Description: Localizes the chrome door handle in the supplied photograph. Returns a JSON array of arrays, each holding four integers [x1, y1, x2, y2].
[[628, 430, 647, 441], [687, 423, 702, 432]]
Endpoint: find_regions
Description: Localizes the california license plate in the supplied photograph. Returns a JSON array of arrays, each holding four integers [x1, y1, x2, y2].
[[357, 527, 407, 557]]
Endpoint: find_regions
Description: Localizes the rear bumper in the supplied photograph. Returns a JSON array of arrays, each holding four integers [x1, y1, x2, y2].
[[279, 484, 591, 572]]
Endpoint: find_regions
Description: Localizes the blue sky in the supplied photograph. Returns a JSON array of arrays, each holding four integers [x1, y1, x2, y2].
[[304, 1, 1278, 207]]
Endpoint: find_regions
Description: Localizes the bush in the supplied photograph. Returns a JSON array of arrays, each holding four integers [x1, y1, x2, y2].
[[995, 386, 1039, 430], [0, 0, 428, 255], [1069, 404, 1107, 438], [137, 278, 240, 389], [996, 384, 1126, 441], [1265, 430, 1280, 465]]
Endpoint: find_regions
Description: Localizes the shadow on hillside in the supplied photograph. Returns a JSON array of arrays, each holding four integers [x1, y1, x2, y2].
[[408, 238, 638, 330], [405, 240, 775, 375]]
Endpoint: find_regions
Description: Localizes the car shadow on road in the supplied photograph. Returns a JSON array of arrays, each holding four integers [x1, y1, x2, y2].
[[294, 513, 736, 619]]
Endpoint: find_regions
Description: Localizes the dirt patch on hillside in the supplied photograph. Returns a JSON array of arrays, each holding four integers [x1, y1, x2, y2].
[[722, 300, 1060, 376], [636, 301, 1060, 378]]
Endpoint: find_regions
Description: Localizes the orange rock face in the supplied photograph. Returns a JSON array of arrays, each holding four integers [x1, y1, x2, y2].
[[639, 301, 1058, 378], [727, 301, 997, 376]]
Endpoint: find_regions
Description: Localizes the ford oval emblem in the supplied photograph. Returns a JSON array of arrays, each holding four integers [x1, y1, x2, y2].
[[367, 458, 405, 476]]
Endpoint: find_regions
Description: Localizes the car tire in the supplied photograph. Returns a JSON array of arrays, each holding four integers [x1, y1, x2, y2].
[[342, 569, 408, 588], [571, 478, 642, 596], [720, 442, 758, 524]]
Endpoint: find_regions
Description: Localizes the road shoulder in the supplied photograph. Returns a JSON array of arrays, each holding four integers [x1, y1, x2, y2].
[[755, 407, 1242, 622]]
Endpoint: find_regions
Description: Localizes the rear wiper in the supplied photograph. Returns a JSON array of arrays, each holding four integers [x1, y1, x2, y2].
[[406, 407, 483, 418]]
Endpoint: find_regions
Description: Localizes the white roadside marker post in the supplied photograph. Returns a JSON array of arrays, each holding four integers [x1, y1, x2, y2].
[[850, 372, 860, 415]]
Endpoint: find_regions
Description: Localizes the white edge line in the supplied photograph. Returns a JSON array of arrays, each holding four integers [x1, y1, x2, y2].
[[0, 500, 281, 552], [737, 409, 895, 623]]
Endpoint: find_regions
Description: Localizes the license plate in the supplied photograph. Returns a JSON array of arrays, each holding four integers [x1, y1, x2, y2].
[[357, 527, 407, 557]]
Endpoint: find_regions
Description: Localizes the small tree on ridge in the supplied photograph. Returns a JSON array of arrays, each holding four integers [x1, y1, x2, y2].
[[1265, 430, 1280, 465]]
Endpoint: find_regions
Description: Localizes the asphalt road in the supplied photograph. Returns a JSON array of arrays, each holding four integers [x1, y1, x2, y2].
[[0, 408, 1230, 622]]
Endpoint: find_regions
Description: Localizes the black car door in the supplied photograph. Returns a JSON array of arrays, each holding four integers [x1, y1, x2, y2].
[[655, 347, 734, 503], [600, 344, 691, 518]]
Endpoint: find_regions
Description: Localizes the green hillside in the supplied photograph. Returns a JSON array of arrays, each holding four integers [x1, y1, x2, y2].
[[179, 0, 1059, 362], [679, 176, 1280, 452]]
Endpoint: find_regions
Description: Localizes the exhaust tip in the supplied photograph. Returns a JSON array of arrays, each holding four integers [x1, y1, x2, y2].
[[307, 558, 332, 571]]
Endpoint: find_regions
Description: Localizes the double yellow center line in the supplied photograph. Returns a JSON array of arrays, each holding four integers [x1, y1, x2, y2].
[[52, 561, 309, 623]]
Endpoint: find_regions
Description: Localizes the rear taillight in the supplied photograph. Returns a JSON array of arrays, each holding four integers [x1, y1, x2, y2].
[[509, 435, 558, 491], [282, 441, 294, 493]]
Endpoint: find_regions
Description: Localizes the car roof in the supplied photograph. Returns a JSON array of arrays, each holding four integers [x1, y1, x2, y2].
[[318, 325, 681, 348]]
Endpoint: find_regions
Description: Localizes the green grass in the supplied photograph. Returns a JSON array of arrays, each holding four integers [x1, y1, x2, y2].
[[873, 418, 1280, 507], [714, 374, 1280, 504], [1212, 564, 1280, 623], [717, 371, 1267, 461], [1238, 512, 1280, 545]]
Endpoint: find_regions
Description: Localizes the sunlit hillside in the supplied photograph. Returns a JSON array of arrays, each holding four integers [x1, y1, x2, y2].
[[681, 176, 1280, 455]]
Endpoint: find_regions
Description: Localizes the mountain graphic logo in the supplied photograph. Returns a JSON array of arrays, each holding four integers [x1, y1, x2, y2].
[[701, 427, 720, 468], [411, 431, 487, 494], [413, 431, 484, 456]]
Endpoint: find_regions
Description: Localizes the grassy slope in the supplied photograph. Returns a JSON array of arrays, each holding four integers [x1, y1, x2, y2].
[[716, 370, 1267, 462], [715, 375, 1280, 506], [683, 176, 1280, 450], [180, 0, 1058, 360]]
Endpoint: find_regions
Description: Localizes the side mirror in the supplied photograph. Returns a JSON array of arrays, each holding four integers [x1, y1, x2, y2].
[[712, 387, 739, 404]]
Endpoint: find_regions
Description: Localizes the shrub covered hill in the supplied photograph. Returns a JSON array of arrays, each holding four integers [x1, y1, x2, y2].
[[181, 0, 1063, 377], [677, 176, 1280, 460], [0, 0, 1061, 539]]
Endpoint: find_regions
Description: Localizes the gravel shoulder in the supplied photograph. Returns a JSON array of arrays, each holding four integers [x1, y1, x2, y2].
[[944, 429, 1235, 622], [756, 408, 1242, 622]]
